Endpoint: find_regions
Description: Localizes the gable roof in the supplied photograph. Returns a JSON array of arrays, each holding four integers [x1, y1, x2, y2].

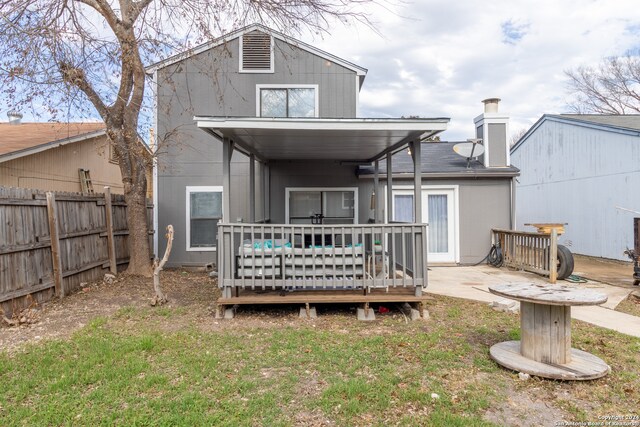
[[357, 141, 519, 178], [511, 114, 640, 154], [145, 23, 368, 85], [0, 122, 107, 162]]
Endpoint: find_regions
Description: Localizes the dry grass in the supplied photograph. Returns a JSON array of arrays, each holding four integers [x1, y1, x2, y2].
[[0, 270, 638, 426]]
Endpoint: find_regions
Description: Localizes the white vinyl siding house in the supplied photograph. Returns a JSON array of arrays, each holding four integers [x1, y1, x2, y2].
[[511, 114, 640, 261]]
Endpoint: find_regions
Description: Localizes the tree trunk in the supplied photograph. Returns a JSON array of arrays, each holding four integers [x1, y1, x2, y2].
[[124, 181, 152, 276], [115, 124, 153, 277]]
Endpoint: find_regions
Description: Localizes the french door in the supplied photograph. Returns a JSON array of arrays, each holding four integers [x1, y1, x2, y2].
[[393, 187, 458, 263]]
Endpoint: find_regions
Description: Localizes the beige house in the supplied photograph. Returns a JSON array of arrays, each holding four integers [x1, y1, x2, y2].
[[0, 119, 152, 196]]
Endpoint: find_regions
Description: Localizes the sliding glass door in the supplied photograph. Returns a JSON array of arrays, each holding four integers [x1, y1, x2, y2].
[[287, 188, 358, 224]]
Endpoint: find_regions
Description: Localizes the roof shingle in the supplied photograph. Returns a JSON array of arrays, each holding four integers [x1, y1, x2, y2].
[[0, 122, 105, 157], [358, 141, 519, 177]]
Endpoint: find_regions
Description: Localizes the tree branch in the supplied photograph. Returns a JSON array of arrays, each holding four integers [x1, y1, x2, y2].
[[59, 61, 109, 118]]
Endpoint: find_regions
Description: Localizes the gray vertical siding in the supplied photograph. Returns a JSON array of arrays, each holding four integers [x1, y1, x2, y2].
[[512, 119, 640, 260], [270, 161, 511, 264], [156, 35, 359, 266]]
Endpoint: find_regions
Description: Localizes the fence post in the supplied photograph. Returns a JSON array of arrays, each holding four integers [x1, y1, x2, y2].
[[549, 229, 558, 284], [46, 192, 64, 298], [104, 187, 117, 274]]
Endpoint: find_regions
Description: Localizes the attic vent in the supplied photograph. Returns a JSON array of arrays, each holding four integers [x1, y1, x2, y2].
[[240, 31, 273, 72]]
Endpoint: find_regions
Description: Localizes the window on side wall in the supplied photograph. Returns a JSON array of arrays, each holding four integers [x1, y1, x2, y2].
[[257, 85, 318, 118], [186, 186, 222, 251]]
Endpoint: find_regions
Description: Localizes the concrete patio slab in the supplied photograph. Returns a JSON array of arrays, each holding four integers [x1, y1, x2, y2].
[[427, 265, 640, 338]]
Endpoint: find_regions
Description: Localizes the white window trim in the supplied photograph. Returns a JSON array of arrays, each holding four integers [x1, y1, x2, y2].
[[285, 187, 359, 225], [256, 84, 320, 118], [239, 34, 274, 73], [186, 186, 223, 252], [389, 184, 460, 263]]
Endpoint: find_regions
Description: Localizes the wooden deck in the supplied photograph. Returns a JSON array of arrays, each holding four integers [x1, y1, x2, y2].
[[216, 287, 434, 319], [218, 287, 433, 305]]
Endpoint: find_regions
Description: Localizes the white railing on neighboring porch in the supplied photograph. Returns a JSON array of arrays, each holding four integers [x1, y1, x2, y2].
[[217, 223, 428, 292]]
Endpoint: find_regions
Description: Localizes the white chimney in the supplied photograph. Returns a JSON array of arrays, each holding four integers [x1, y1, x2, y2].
[[7, 110, 23, 125], [483, 98, 501, 113], [474, 98, 509, 168]]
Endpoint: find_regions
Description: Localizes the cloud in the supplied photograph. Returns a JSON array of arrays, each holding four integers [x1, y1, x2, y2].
[[305, 0, 640, 139]]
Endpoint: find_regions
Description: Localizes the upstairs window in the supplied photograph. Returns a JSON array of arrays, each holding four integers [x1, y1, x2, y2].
[[240, 31, 273, 73], [257, 85, 318, 118]]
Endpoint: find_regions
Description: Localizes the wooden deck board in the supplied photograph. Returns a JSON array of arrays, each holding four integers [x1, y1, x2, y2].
[[217, 288, 433, 306]]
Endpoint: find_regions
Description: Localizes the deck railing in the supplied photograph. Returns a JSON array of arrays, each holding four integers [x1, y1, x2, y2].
[[217, 223, 428, 294], [492, 228, 558, 283]]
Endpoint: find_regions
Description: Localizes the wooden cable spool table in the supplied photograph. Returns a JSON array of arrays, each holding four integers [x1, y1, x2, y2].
[[488, 283, 610, 380]]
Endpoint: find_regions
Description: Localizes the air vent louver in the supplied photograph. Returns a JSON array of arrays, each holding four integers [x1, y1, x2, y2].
[[242, 31, 272, 71]]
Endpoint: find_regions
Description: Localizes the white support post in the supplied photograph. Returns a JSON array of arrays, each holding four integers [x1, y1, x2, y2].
[[410, 141, 424, 296], [249, 153, 255, 223], [386, 153, 393, 223], [410, 141, 422, 224], [374, 160, 380, 223]]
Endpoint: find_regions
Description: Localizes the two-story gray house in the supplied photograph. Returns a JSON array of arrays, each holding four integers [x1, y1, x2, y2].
[[148, 24, 518, 314]]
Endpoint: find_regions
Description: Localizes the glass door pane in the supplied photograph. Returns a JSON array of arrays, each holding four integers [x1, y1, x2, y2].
[[427, 194, 449, 253], [289, 191, 321, 223], [323, 191, 354, 221], [393, 194, 414, 223], [288, 190, 356, 224]]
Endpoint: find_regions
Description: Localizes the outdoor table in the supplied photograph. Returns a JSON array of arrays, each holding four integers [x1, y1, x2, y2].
[[488, 282, 610, 380]]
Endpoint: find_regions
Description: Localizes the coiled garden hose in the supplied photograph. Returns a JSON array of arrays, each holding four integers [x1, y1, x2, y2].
[[488, 244, 503, 267], [473, 243, 504, 267]]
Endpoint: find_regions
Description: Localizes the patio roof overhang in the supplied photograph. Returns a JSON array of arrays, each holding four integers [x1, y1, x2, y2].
[[194, 117, 450, 162]]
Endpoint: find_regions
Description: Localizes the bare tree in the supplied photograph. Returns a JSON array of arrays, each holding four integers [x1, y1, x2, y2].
[[510, 128, 527, 147], [566, 55, 640, 114], [151, 224, 173, 306], [0, 0, 377, 276]]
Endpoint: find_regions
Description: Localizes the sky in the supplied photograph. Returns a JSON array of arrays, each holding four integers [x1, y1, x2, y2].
[[298, 0, 640, 140], [4, 0, 640, 143]]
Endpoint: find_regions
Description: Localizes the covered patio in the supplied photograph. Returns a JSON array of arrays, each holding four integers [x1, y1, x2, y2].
[[195, 116, 449, 318]]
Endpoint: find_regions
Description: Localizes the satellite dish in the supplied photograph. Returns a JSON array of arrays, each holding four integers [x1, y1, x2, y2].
[[453, 139, 484, 168]]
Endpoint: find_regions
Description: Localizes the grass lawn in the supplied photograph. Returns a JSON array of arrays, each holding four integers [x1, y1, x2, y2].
[[0, 272, 638, 426]]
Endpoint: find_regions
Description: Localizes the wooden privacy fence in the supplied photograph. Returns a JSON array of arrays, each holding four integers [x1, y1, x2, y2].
[[492, 228, 558, 283], [0, 186, 153, 316]]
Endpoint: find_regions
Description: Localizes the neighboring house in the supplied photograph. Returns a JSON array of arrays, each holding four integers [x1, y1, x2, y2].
[[511, 114, 640, 261], [0, 117, 153, 197], [149, 24, 519, 273]]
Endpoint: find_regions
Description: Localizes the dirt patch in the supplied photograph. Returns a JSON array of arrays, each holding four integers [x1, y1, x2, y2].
[[573, 254, 635, 287], [0, 269, 218, 353], [485, 380, 571, 426]]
